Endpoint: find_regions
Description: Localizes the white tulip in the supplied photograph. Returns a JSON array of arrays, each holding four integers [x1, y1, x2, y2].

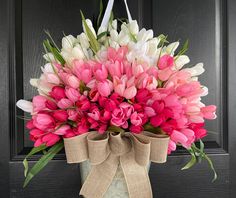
[[16, 100, 33, 113], [128, 20, 139, 35], [62, 35, 76, 51], [77, 33, 90, 49], [110, 29, 119, 41], [165, 42, 179, 55], [175, 55, 190, 70], [97, 26, 107, 42], [137, 29, 153, 42], [30, 78, 39, 88], [185, 63, 205, 76], [83, 19, 97, 39], [201, 86, 208, 96], [72, 44, 85, 59], [43, 53, 56, 62], [108, 20, 117, 31], [41, 63, 54, 73], [147, 38, 159, 56]]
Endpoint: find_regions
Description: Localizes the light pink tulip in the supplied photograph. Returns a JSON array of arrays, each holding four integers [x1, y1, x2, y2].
[[158, 54, 174, 69], [57, 98, 73, 109], [97, 80, 112, 97], [65, 87, 80, 103], [73, 60, 92, 83], [123, 85, 137, 99], [93, 63, 108, 81], [45, 73, 60, 85], [201, 105, 217, 119], [33, 113, 55, 131], [54, 125, 70, 135], [32, 95, 47, 112]]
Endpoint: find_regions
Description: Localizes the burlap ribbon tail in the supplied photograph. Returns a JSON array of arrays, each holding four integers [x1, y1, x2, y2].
[[64, 131, 170, 198]]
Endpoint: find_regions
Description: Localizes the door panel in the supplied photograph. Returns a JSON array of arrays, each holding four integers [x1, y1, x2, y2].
[[1, 0, 235, 197]]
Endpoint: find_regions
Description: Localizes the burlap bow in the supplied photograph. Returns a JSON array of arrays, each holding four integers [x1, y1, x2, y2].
[[64, 131, 169, 198]]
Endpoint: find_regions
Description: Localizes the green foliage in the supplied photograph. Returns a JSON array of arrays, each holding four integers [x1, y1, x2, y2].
[[175, 39, 189, 60], [43, 39, 65, 65], [182, 140, 217, 182], [80, 10, 100, 53], [97, 0, 104, 28], [107, 126, 125, 133], [23, 142, 64, 187]]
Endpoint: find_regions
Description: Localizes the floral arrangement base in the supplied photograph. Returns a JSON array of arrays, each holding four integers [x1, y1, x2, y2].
[[80, 160, 151, 198]]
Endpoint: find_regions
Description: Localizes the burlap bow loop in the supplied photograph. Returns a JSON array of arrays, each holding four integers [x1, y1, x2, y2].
[[64, 131, 170, 198]]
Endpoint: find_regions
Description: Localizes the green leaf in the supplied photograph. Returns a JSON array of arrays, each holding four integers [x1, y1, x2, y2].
[[175, 39, 189, 60], [107, 126, 125, 133], [43, 39, 65, 65], [189, 142, 217, 182], [80, 10, 100, 53], [23, 144, 47, 177], [23, 142, 64, 188], [97, 0, 104, 28], [143, 123, 164, 134], [181, 148, 197, 170], [97, 31, 108, 40], [44, 30, 60, 51]]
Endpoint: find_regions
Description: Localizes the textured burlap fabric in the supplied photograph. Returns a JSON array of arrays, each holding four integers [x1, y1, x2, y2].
[[64, 131, 169, 198]]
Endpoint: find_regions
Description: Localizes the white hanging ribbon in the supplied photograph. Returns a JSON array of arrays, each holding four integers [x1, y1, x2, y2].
[[123, 0, 132, 22], [100, 0, 132, 30]]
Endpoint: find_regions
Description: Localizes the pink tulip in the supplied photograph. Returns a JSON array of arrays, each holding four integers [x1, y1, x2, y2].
[[158, 54, 174, 70], [150, 114, 164, 127], [106, 61, 124, 78], [65, 87, 80, 103], [119, 102, 134, 118], [53, 110, 68, 122], [107, 46, 128, 62], [111, 108, 128, 128], [144, 107, 156, 117], [45, 73, 60, 85], [88, 108, 100, 121], [34, 138, 43, 147], [50, 86, 66, 100], [67, 109, 79, 121], [98, 124, 107, 134], [42, 133, 60, 146], [57, 98, 73, 109], [59, 72, 80, 89], [170, 130, 190, 148], [89, 88, 100, 102], [93, 63, 108, 81], [123, 85, 137, 99], [32, 95, 47, 112], [100, 110, 111, 122], [168, 140, 177, 153], [201, 105, 217, 119], [97, 80, 112, 97], [130, 112, 144, 126], [73, 60, 92, 83], [158, 68, 173, 81], [54, 125, 70, 135], [33, 113, 55, 131], [110, 93, 124, 105]]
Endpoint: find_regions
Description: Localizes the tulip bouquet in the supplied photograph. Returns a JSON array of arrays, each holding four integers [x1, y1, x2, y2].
[[16, 0, 217, 193]]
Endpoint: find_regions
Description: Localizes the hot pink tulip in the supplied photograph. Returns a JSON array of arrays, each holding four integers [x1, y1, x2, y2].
[[76, 99, 90, 111], [158, 54, 174, 70], [30, 128, 44, 141], [26, 119, 34, 129], [53, 110, 68, 122], [50, 86, 66, 100], [130, 125, 143, 134], [45, 100, 58, 110], [42, 133, 60, 146]]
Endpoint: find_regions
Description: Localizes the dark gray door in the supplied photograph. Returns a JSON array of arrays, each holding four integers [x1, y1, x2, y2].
[[0, 0, 236, 197]]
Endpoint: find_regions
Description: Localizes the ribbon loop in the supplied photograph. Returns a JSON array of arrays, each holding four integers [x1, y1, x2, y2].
[[87, 132, 110, 165], [109, 133, 131, 156]]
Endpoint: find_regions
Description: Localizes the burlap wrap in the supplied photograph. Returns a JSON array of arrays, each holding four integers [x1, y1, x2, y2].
[[64, 131, 170, 198]]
